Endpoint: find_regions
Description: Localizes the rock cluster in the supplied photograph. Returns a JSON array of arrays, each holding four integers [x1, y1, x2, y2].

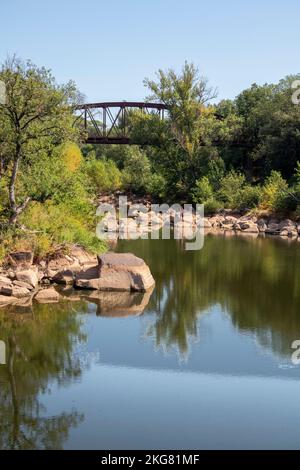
[[0, 247, 155, 307], [101, 205, 300, 240]]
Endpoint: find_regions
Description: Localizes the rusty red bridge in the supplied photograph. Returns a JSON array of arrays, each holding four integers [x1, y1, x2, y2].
[[76, 101, 168, 144]]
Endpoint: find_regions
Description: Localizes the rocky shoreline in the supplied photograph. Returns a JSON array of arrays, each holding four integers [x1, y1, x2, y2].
[[1, 208, 300, 309], [0, 247, 155, 308], [101, 201, 300, 239]]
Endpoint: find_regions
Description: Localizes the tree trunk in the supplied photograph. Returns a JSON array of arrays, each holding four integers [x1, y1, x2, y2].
[[9, 157, 19, 224], [8, 155, 30, 224]]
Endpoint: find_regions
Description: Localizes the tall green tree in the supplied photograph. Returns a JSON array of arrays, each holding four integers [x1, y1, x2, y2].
[[0, 56, 81, 223]]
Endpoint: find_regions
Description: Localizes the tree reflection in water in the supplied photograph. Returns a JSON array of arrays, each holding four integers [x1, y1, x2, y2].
[[1, 233, 300, 447], [0, 300, 88, 449], [118, 233, 300, 359]]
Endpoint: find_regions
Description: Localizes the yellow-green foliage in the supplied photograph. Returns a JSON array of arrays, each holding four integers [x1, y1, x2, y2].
[[84, 156, 122, 194], [260, 171, 289, 211], [18, 201, 106, 258], [60, 142, 83, 173]]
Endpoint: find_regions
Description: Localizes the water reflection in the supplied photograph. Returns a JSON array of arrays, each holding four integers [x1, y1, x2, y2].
[[0, 233, 300, 449], [118, 233, 300, 359], [0, 301, 87, 449]]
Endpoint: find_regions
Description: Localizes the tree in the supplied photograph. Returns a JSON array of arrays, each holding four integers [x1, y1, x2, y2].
[[0, 56, 82, 224], [144, 61, 218, 155]]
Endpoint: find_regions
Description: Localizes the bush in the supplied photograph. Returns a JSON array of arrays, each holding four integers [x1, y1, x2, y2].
[[19, 201, 106, 258], [206, 157, 225, 189], [260, 170, 294, 211], [122, 150, 152, 194], [238, 185, 262, 210], [203, 198, 221, 215], [145, 173, 167, 199], [192, 176, 213, 203], [60, 142, 83, 173], [218, 171, 245, 207], [84, 156, 122, 194]]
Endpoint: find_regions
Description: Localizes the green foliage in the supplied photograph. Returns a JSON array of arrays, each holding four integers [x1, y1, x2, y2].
[[145, 173, 167, 199], [203, 198, 221, 215], [215, 171, 262, 210], [19, 201, 105, 258], [0, 56, 81, 223], [218, 171, 246, 207], [122, 148, 151, 193], [192, 176, 213, 203], [238, 185, 262, 210], [84, 155, 122, 194], [144, 62, 218, 155], [260, 170, 295, 212]]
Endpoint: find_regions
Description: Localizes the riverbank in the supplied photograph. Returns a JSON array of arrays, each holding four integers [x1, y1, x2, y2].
[[1, 198, 300, 309], [99, 194, 300, 238], [0, 245, 155, 308]]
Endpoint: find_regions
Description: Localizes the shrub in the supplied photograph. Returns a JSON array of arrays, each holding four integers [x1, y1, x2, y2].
[[203, 198, 221, 215], [60, 142, 83, 173], [206, 157, 225, 189], [192, 176, 213, 203], [191, 177, 222, 215], [84, 157, 122, 194], [19, 201, 106, 257], [122, 150, 152, 194], [218, 171, 246, 207], [260, 170, 294, 211], [145, 173, 167, 199], [238, 185, 262, 210]]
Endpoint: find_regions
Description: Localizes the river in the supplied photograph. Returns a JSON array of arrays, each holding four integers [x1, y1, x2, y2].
[[1, 233, 300, 449]]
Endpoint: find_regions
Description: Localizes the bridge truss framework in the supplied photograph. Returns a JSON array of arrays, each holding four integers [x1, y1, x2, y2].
[[76, 101, 168, 144]]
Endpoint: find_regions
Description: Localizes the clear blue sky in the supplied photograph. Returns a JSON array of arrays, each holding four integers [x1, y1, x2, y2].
[[1, 0, 299, 103]]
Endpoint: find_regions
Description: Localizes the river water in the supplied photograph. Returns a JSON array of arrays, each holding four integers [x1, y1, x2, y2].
[[1, 233, 300, 449]]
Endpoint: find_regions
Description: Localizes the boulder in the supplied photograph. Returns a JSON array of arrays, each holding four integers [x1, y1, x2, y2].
[[238, 221, 259, 233], [52, 269, 75, 285], [101, 214, 119, 232], [136, 212, 150, 226], [221, 222, 234, 230], [46, 257, 80, 278], [149, 211, 163, 226], [11, 285, 31, 298], [278, 219, 295, 230], [97, 253, 155, 292], [69, 245, 97, 265], [266, 220, 280, 234], [0, 275, 12, 284], [209, 216, 224, 228], [13, 280, 34, 290], [119, 218, 139, 233], [74, 265, 100, 290], [16, 269, 39, 288], [0, 295, 18, 306], [9, 251, 33, 268], [224, 216, 238, 224], [278, 220, 298, 237], [0, 283, 13, 296], [75, 253, 155, 292], [280, 229, 289, 237], [197, 217, 211, 228], [257, 218, 268, 232], [35, 287, 60, 303]]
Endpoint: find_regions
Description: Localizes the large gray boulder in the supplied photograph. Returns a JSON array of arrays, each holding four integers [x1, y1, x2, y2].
[[98, 253, 155, 292], [16, 269, 39, 288], [35, 287, 60, 303], [75, 253, 155, 292]]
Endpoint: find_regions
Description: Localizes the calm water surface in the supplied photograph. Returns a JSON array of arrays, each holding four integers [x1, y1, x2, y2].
[[1, 233, 300, 449]]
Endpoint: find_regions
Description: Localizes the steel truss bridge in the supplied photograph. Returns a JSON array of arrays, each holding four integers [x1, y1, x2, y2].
[[76, 101, 168, 144]]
